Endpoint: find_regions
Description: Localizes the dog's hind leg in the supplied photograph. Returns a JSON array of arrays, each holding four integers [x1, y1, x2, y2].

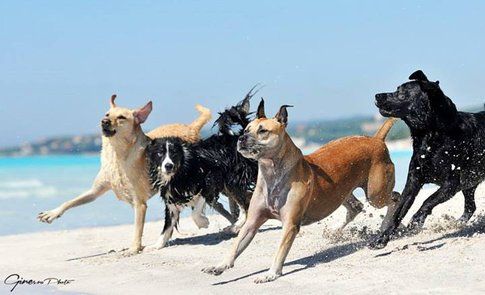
[[366, 162, 396, 209], [365, 162, 401, 231], [380, 192, 401, 231], [191, 195, 210, 229], [233, 206, 247, 233], [224, 205, 247, 234], [212, 201, 237, 225], [145, 204, 180, 251], [339, 193, 364, 230], [459, 186, 477, 223], [229, 199, 240, 220], [224, 191, 251, 233]]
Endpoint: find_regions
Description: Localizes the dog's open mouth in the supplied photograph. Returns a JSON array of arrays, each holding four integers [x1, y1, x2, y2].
[[238, 145, 260, 158], [102, 127, 116, 137]]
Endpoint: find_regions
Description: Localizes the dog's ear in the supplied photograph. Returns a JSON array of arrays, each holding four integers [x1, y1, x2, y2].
[[110, 94, 117, 108], [134, 101, 153, 124], [256, 98, 266, 119], [274, 105, 293, 127], [409, 70, 429, 82], [238, 84, 261, 114], [238, 94, 251, 115]]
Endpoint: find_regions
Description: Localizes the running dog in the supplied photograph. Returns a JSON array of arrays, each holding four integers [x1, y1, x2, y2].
[[146, 92, 258, 250], [370, 70, 485, 249], [38, 94, 212, 254], [202, 99, 399, 283]]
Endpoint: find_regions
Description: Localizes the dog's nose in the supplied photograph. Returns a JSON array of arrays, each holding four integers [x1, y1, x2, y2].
[[164, 163, 174, 171], [238, 135, 247, 143], [375, 93, 387, 104], [101, 118, 111, 126]]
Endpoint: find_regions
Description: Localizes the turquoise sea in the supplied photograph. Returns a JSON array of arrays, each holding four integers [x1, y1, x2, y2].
[[0, 150, 413, 236]]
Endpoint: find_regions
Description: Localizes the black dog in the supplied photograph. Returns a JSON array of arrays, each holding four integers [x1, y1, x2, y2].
[[146, 91, 258, 250], [370, 70, 485, 249]]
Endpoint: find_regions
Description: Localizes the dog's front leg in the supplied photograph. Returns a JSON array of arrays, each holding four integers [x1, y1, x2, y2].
[[254, 221, 300, 284], [408, 179, 460, 230], [145, 204, 180, 251], [38, 175, 109, 223], [369, 173, 423, 249], [202, 206, 267, 276], [459, 186, 477, 223], [127, 201, 147, 255]]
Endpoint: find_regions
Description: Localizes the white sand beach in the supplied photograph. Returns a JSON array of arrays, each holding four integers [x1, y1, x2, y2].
[[1, 185, 484, 294]]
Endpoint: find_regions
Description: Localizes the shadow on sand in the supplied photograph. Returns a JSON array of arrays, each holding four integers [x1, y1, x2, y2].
[[213, 240, 366, 285], [171, 225, 282, 246], [213, 215, 485, 285], [170, 231, 235, 246], [374, 215, 485, 258]]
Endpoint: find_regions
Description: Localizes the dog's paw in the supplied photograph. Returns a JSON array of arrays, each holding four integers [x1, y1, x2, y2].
[[201, 265, 230, 276], [222, 224, 242, 235], [406, 220, 424, 234], [192, 215, 210, 229], [37, 209, 62, 224], [143, 243, 165, 252], [458, 214, 472, 224], [407, 213, 429, 233], [122, 250, 141, 257], [368, 234, 390, 250], [254, 272, 280, 284], [122, 246, 143, 257]]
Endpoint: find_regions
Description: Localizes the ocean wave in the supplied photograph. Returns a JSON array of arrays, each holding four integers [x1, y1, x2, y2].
[[0, 179, 58, 199], [0, 179, 44, 188]]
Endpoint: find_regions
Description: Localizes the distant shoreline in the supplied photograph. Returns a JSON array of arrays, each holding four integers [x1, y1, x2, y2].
[[0, 138, 412, 159]]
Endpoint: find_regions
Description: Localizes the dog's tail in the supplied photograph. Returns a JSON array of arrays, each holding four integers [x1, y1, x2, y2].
[[374, 118, 397, 140], [189, 104, 212, 132]]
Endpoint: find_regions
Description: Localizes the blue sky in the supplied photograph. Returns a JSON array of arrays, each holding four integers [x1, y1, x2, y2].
[[1, 1, 485, 147]]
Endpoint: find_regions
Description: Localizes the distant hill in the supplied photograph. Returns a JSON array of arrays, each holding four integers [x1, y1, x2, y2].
[[288, 115, 409, 144], [1, 104, 483, 157]]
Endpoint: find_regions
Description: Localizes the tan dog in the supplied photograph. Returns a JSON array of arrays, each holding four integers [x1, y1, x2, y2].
[[38, 94, 211, 254], [203, 99, 398, 283]]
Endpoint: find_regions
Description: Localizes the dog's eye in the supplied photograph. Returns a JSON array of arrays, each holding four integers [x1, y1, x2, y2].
[[258, 129, 268, 134], [117, 115, 127, 120], [105, 113, 109, 117]]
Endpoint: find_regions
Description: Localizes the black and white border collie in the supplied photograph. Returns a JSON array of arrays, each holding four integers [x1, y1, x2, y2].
[[146, 90, 258, 250]]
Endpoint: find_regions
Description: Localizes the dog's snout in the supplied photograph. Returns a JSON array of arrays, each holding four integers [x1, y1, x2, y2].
[[164, 163, 174, 171], [375, 93, 387, 104], [101, 118, 111, 126], [238, 135, 247, 143]]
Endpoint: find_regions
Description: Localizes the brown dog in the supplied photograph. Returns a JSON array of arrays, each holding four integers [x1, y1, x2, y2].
[[38, 95, 212, 255], [203, 99, 398, 283]]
